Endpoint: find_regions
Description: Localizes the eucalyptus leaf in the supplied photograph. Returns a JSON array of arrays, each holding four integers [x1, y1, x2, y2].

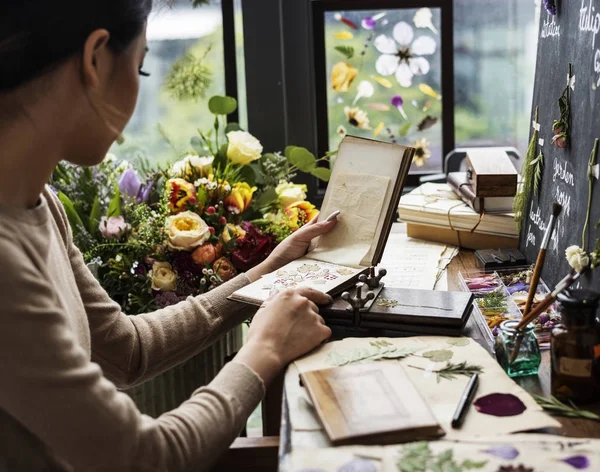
[[208, 96, 237, 115], [225, 122, 243, 134], [289, 147, 317, 172], [107, 185, 122, 218], [311, 167, 332, 182], [284, 146, 298, 159]]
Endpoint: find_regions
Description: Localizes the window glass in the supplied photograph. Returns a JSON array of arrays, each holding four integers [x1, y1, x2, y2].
[[323, 8, 443, 173]]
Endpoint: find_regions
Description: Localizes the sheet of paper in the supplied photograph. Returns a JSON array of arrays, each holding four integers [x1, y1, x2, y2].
[[232, 258, 362, 304], [308, 173, 391, 268], [291, 336, 560, 440], [377, 233, 449, 290]]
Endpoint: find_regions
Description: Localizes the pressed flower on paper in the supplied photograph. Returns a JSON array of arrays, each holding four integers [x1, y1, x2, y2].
[[344, 106, 371, 130], [331, 62, 358, 92], [412, 138, 431, 167]]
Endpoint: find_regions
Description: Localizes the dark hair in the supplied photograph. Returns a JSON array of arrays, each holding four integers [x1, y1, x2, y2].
[[0, 1, 153, 92]]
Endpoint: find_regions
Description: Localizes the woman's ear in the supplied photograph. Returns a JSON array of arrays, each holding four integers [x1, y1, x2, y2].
[[81, 29, 112, 89]]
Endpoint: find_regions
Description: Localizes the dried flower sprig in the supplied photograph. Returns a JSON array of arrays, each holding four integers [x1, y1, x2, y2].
[[533, 394, 600, 421], [164, 48, 213, 102], [514, 107, 539, 231], [408, 361, 484, 383], [543, 0, 557, 15], [552, 63, 573, 149], [326, 340, 417, 366]]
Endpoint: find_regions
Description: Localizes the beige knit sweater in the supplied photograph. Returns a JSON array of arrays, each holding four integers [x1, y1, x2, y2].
[[0, 187, 265, 472]]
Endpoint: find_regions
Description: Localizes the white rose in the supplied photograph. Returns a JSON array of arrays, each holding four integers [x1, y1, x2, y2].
[[275, 182, 307, 208], [166, 211, 211, 251], [170, 155, 214, 177], [226, 131, 263, 165], [150, 262, 177, 292], [565, 245, 590, 273]]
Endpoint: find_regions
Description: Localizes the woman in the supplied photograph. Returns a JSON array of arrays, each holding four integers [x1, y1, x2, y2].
[[0, 1, 336, 471]]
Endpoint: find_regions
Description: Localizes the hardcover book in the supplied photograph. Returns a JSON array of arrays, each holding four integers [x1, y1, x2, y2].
[[300, 363, 445, 446], [229, 136, 414, 306], [447, 172, 514, 213]]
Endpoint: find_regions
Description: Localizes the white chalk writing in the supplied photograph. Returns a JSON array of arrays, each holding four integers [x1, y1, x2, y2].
[[541, 14, 561, 38], [555, 186, 572, 217], [553, 158, 575, 186], [528, 202, 561, 252], [526, 224, 536, 248], [580, 0, 600, 49]]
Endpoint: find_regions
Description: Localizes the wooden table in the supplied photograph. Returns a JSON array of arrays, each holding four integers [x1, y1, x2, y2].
[[277, 249, 600, 467]]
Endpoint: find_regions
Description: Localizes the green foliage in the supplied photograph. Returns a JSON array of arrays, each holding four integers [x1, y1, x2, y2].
[[310, 167, 332, 182], [334, 45, 355, 59], [514, 106, 539, 232], [107, 185, 122, 218], [326, 340, 417, 366], [397, 442, 487, 472], [255, 188, 279, 209], [422, 349, 454, 363], [399, 122, 412, 137], [477, 290, 508, 314], [209, 96, 238, 115], [58, 192, 85, 233], [164, 51, 213, 102], [530, 151, 544, 197], [408, 361, 483, 383], [289, 148, 317, 172], [533, 394, 600, 421]]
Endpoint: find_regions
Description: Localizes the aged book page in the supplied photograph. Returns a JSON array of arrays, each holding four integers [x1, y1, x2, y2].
[[307, 173, 391, 268]]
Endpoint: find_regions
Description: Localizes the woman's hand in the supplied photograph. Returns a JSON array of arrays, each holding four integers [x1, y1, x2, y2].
[[234, 287, 332, 384], [246, 211, 340, 282]]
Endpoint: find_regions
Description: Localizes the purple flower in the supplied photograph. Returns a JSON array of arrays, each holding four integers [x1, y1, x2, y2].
[[543, 0, 557, 15], [508, 283, 528, 294], [544, 321, 555, 329], [482, 445, 520, 460], [561, 455, 590, 469], [362, 17, 376, 30], [538, 313, 550, 325], [118, 168, 142, 200], [474, 393, 527, 417], [139, 181, 154, 203], [154, 291, 183, 308], [391, 95, 404, 108], [492, 326, 501, 336]]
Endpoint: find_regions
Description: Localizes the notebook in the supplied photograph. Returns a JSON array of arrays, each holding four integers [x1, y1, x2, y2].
[[300, 363, 445, 446], [229, 135, 414, 306]]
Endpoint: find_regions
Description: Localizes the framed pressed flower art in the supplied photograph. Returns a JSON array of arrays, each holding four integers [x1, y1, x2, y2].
[[312, 0, 455, 180]]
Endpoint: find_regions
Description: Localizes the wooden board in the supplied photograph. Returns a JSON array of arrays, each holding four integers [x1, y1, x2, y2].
[[519, 4, 600, 290], [299, 363, 445, 446]]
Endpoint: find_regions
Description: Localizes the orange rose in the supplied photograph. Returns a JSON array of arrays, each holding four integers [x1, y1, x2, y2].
[[213, 257, 237, 282], [224, 182, 256, 215], [284, 201, 319, 230], [191, 243, 220, 266]]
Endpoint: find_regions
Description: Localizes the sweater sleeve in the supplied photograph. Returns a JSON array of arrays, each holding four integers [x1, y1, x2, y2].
[[45, 186, 257, 388], [0, 237, 265, 472]]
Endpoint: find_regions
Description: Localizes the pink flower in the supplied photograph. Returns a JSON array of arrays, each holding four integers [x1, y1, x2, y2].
[[99, 216, 127, 239]]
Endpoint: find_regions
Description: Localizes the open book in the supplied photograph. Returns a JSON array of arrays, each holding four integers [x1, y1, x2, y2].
[[229, 135, 414, 306], [300, 363, 445, 445]]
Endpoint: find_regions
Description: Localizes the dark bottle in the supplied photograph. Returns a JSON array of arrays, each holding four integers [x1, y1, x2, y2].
[[551, 289, 600, 404]]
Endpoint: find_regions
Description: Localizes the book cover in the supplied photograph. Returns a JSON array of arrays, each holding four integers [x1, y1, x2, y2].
[[230, 136, 414, 306], [406, 222, 519, 250], [447, 172, 514, 213], [300, 363, 445, 446]]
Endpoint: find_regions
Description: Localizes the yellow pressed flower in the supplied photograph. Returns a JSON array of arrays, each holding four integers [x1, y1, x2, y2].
[[373, 122, 385, 137], [333, 32, 354, 40], [419, 84, 441, 100], [374, 76, 393, 88], [331, 62, 358, 92], [337, 125, 347, 138], [412, 138, 431, 167], [344, 106, 371, 130]]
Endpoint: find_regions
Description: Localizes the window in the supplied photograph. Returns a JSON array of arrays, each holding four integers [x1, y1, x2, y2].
[[113, 0, 246, 165]]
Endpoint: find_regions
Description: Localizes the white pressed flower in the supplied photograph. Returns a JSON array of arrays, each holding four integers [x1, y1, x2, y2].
[[565, 246, 590, 273]]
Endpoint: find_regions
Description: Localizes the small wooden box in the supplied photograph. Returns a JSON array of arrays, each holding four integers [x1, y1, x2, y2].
[[465, 148, 518, 198]]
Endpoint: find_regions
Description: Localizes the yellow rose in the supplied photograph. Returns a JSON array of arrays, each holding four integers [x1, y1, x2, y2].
[[284, 201, 319, 230], [226, 131, 263, 165], [166, 211, 211, 251], [331, 62, 358, 92], [220, 223, 246, 245], [170, 155, 214, 178], [150, 262, 177, 292], [224, 182, 256, 215], [275, 182, 307, 208], [166, 178, 197, 214]]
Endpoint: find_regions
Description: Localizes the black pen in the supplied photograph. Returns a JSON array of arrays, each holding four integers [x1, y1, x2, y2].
[[451, 373, 479, 429]]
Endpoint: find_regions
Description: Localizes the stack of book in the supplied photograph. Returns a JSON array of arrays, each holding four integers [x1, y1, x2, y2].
[[447, 171, 515, 213], [398, 183, 518, 250]]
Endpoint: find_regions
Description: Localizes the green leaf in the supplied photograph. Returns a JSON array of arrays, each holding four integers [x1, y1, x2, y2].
[[89, 196, 101, 235], [225, 122, 243, 134], [334, 45, 355, 59], [107, 185, 122, 218], [58, 192, 85, 232], [446, 338, 470, 347], [256, 188, 278, 208], [214, 143, 229, 171], [438, 449, 453, 463], [208, 96, 237, 115], [238, 165, 257, 187], [311, 167, 332, 182], [423, 350, 454, 363], [284, 146, 298, 159], [191, 136, 204, 153], [461, 460, 487, 469], [399, 122, 412, 137], [289, 147, 317, 172]]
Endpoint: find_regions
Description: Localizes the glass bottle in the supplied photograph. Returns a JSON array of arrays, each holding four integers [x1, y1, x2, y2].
[[494, 320, 541, 378], [551, 289, 600, 404]]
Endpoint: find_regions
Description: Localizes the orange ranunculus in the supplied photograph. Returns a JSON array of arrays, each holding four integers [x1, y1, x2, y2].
[[331, 62, 358, 92], [166, 178, 197, 213], [213, 257, 237, 282], [284, 201, 319, 230], [191, 243, 221, 266], [220, 224, 246, 245], [224, 182, 256, 215]]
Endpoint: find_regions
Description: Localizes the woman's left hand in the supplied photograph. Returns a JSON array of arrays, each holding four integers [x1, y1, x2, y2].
[[246, 211, 339, 282]]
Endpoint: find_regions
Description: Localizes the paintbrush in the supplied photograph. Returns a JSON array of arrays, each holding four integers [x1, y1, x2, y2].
[[509, 202, 561, 364]]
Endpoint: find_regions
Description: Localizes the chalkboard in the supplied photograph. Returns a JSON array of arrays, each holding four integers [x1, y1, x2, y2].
[[519, 3, 600, 290]]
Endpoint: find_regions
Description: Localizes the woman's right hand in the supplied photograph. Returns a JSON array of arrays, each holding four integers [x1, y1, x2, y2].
[[234, 288, 332, 385]]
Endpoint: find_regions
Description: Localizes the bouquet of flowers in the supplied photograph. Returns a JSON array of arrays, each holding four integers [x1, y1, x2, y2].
[[50, 96, 330, 315]]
